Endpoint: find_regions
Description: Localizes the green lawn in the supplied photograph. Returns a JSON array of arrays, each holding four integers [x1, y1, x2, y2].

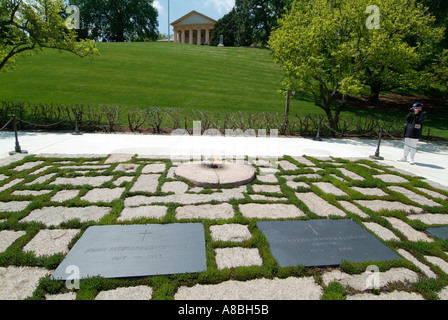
[[0, 42, 318, 114], [1, 42, 446, 139]]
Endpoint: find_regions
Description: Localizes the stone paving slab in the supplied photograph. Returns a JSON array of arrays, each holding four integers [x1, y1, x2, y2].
[[129, 174, 160, 193], [81, 188, 125, 203], [0, 230, 26, 253], [0, 266, 50, 300], [415, 187, 447, 200], [161, 181, 189, 194], [114, 164, 138, 173], [407, 213, 448, 225], [45, 292, 77, 300], [322, 268, 419, 291], [252, 184, 282, 194], [13, 161, 44, 171], [51, 176, 112, 187], [313, 182, 347, 196], [249, 194, 288, 202], [1, 154, 447, 300], [373, 174, 409, 183], [338, 168, 365, 181], [257, 174, 278, 183], [338, 201, 369, 218], [286, 181, 309, 190], [105, 154, 133, 164], [0, 178, 24, 192], [95, 286, 153, 300], [385, 217, 433, 242], [125, 187, 246, 206], [291, 156, 316, 166], [142, 163, 166, 173], [297, 192, 346, 217], [398, 249, 437, 279], [388, 186, 441, 207], [23, 229, 80, 256], [174, 277, 323, 300], [50, 190, 79, 202], [355, 200, 424, 214], [347, 291, 424, 300], [176, 203, 234, 220], [210, 224, 252, 242], [20, 206, 111, 227], [239, 203, 305, 219], [350, 187, 388, 197], [278, 160, 298, 171], [363, 222, 400, 241], [118, 206, 167, 221], [12, 190, 52, 197], [26, 173, 56, 185], [0, 201, 31, 212], [425, 255, 448, 274], [215, 247, 263, 269]]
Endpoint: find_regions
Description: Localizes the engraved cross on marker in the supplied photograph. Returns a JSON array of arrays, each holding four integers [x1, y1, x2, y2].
[[308, 224, 319, 235], [139, 229, 151, 241]]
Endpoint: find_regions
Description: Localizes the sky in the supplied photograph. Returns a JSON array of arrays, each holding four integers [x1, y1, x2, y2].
[[153, 0, 235, 36]]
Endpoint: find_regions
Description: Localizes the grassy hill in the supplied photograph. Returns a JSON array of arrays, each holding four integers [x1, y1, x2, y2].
[[0, 42, 318, 114], [1, 42, 446, 139]]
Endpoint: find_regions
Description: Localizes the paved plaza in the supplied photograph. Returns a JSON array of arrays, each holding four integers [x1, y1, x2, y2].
[[0, 132, 447, 300]]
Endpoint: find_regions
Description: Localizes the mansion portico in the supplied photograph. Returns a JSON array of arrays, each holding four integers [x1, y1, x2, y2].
[[171, 11, 216, 45]]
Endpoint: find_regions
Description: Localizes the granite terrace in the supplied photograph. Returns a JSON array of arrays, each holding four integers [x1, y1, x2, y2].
[[0, 154, 448, 300]]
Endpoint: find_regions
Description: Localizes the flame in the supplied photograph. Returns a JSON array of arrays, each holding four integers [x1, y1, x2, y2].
[[211, 157, 222, 168]]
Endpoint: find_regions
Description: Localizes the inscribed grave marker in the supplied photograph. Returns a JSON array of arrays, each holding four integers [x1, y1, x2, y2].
[[51, 223, 207, 280], [426, 227, 448, 241], [257, 219, 401, 267]]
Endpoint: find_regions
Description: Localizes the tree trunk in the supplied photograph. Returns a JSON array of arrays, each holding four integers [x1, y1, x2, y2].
[[369, 81, 382, 103], [281, 90, 291, 135]]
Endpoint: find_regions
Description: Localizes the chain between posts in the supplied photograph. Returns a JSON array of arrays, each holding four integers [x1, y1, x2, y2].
[[0, 117, 13, 132], [15, 115, 71, 128]]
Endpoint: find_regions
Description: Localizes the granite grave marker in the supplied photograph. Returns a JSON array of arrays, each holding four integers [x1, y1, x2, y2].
[[257, 219, 401, 267], [426, 226, 448, 241], [51, 223, 207, 280]]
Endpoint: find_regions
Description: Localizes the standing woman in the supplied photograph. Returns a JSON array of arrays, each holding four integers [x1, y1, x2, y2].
[[399, 102, 427, 165]]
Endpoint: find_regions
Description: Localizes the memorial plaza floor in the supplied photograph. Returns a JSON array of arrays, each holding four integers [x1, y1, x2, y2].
[[0, 131, 448, 301]]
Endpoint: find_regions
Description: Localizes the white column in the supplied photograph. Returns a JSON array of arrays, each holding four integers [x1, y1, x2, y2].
[[189, 30, 193, 44], [181, 30, 185, 44], [205, 29, 210, 45], [197, 29, 202, 45]]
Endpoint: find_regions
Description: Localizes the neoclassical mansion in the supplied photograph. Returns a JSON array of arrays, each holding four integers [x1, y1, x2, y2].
[[171, 11, 217, 45]]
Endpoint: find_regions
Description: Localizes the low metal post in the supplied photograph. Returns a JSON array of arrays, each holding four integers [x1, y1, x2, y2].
[[313, 118, 323, 141], [9, 115, 28, 155], [72, 109, 83, 135], [370, 127, 384, 160]]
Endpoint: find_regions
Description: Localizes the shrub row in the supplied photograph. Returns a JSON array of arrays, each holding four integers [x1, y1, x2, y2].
[[0, 101, 412, 138]]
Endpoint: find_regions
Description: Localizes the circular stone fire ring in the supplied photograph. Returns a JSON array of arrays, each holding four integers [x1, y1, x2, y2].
[[174, 161, 256, 187]]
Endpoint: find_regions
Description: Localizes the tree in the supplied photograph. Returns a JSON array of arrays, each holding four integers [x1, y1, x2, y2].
[[71, 0, 159, 42], [357, 0, 445, 102], [269, 0, 365, 130], [433, 49, 448, 94], [417, 0, 448, 49], [235, 0, 292, 45], [0, 0, 97, 72], [210, 8, 238, 46], [269, 0, 445, 130]]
